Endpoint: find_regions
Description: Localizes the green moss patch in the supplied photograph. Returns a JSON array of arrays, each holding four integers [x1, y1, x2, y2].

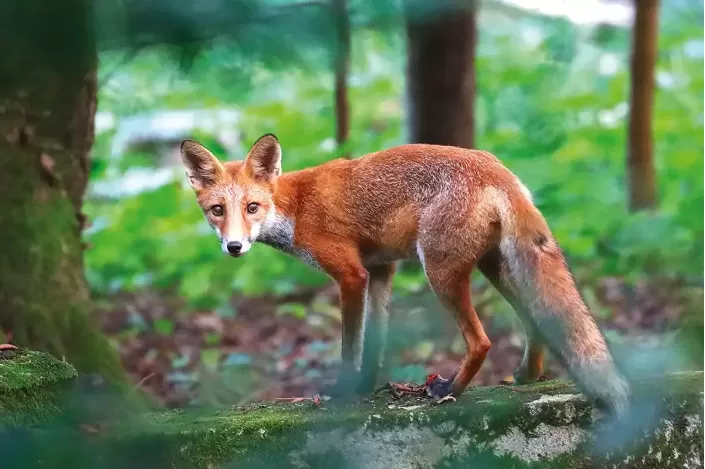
[[0, 348, 77, 426], [3, 371, 702, 469]]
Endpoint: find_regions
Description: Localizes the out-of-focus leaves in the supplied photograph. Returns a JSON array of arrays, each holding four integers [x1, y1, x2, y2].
[[84, 1, 703, 315], [414, 340, 434, 361]]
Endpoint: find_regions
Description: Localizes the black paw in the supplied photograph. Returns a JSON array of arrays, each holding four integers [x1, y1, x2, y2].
[[425, 372, 456, 400]]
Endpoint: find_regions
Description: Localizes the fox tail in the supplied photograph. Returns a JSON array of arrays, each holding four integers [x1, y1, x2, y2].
[[498, 192, 631, 417]]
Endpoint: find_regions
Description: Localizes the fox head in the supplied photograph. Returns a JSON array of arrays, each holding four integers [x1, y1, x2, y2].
[[180, 134, 282, 257]]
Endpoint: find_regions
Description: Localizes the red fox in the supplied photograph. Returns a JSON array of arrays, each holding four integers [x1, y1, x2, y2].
[[180, 134, 631, 416]]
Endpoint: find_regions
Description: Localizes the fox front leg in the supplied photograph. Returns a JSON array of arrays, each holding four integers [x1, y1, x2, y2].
[[312, 242, 370, 398], [357, 263, 395, 394]]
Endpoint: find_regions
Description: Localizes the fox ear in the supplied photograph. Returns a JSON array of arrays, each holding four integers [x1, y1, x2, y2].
[[244, 134, 282, 183], [180, 140, 224, 190]]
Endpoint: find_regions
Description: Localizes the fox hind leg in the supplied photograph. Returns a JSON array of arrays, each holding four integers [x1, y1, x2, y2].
[[515, 340, 545, 384], [479, 247, 546, 384], [420, 252, 491, 398], [416, 198, 500, 398]]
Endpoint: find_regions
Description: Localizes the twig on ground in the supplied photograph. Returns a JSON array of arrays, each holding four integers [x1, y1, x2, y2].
[[387, 381, 426, 399], [275, 395, 323, 407]]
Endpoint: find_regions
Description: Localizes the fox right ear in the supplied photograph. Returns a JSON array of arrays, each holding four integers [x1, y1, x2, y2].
[[244, 134, 282, 183], [180, 140, 224, 190]]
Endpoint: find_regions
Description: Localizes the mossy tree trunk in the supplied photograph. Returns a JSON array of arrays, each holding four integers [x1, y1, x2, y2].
[[405, 0, 477, 148], [626, 0, 660, 211], [0, 2, 124, 382]]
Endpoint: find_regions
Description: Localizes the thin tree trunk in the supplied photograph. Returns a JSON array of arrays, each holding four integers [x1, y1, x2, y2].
[[405, 0, 477, 148], [333, 0, 351, 158], [627, 0, 660, 211], [0, 1, 124, 382]]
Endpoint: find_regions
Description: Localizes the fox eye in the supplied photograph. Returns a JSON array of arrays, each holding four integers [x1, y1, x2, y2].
[[211, 205, 224, 216], [246, 202, 259, 214]]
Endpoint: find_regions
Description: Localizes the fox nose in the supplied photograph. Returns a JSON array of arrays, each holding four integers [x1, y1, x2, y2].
[[226, 241, 243, 254]]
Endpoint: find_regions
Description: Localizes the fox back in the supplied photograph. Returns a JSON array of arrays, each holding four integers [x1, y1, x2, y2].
[[182, 135, 531, 266]]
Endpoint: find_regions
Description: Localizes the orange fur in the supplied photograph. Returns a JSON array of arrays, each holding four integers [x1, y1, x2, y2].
[[180, 135, 631, 415]]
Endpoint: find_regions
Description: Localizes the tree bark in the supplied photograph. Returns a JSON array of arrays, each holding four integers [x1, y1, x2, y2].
[[333, 0, 351, 158], [0, 1, 124, 382], [627, 0, 660, 211], [405, 0, 477, 148]]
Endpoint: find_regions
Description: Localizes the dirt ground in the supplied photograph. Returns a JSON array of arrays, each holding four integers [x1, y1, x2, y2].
[[95, 275, 693, 408]]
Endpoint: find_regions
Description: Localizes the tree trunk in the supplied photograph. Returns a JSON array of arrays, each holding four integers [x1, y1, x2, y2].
[[627, 0, 660, 211], [405, 0, 477, 148], [333, 0, 351, 158], [0, 2, 124, 382]]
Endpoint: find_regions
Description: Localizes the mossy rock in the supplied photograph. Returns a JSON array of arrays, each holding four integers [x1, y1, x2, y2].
[[0, 348, 77, 426], [2, 369, 702, 469]]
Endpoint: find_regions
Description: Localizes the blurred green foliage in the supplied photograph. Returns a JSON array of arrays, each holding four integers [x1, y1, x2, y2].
[[84, 8, 703, 311]]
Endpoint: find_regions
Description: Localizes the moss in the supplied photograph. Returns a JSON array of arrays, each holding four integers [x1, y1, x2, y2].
[[0, 348, 77, 426], [3, 371, 700, 469]]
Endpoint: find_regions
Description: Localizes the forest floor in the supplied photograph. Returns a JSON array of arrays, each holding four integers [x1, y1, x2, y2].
[[94, 275, 696, 408]]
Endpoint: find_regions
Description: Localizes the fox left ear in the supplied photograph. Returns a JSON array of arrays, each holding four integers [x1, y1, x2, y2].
[[180, 140, 224, 191], [245, 134, 282, 183]]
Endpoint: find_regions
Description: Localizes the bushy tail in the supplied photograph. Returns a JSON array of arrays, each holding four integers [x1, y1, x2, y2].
[[498, 197, 631, 417]]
